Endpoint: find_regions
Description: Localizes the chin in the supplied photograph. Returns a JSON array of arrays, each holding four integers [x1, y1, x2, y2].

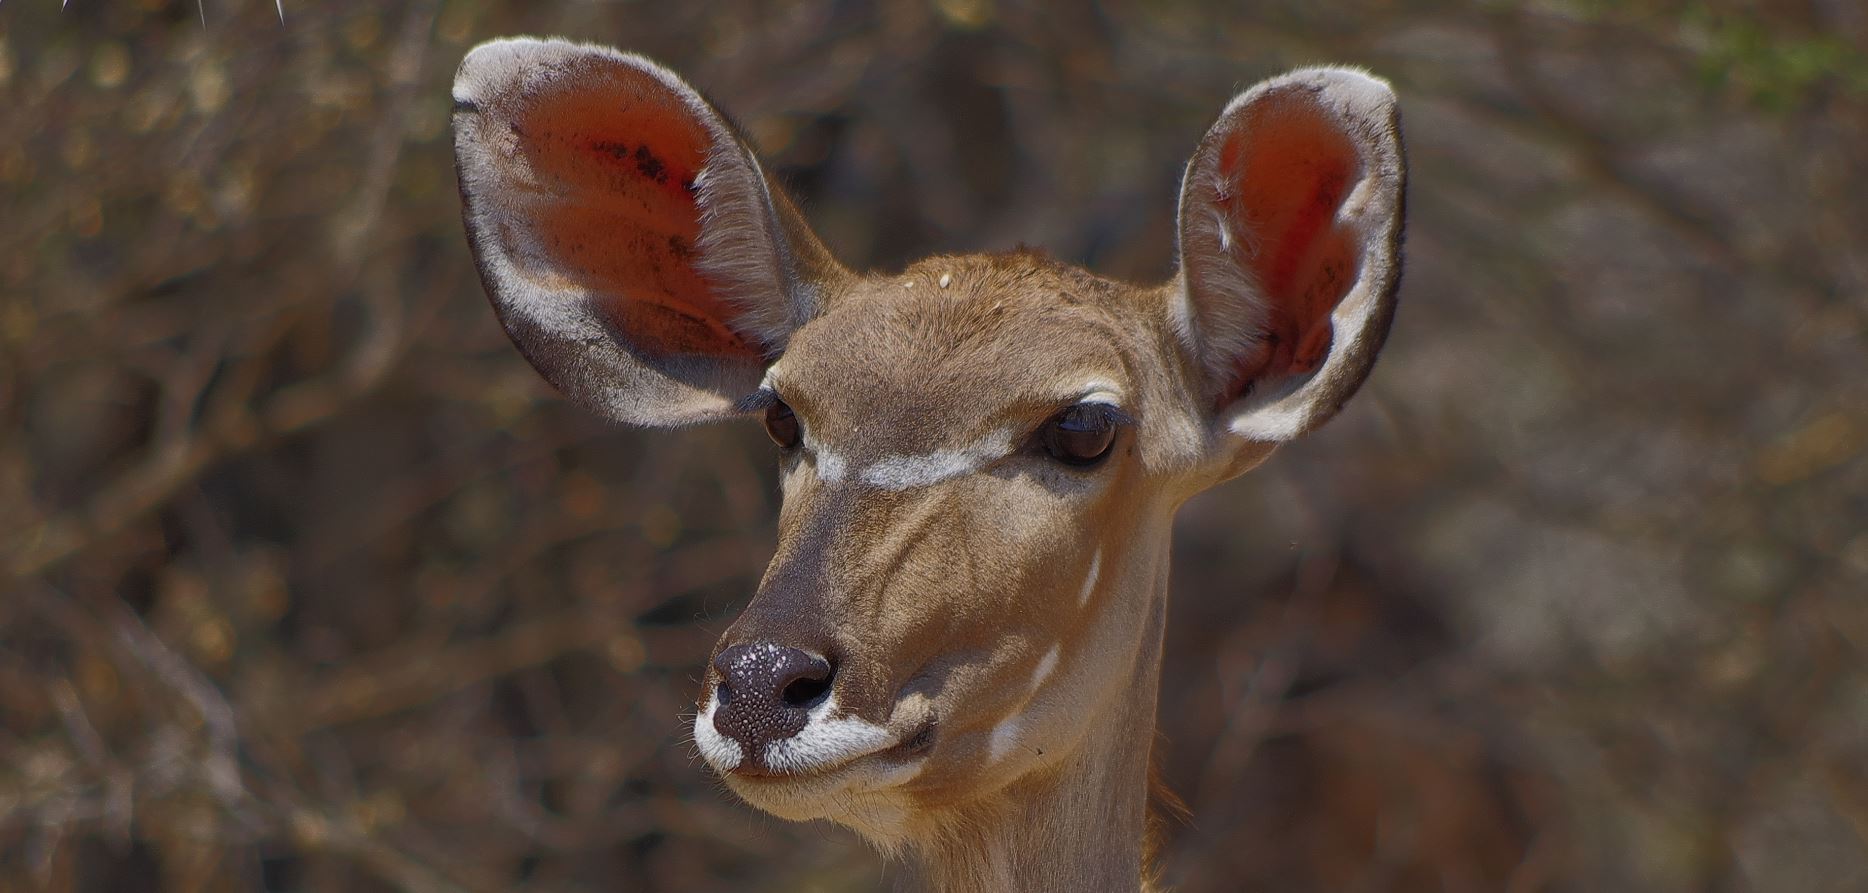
[[721, 754, 930, 849]]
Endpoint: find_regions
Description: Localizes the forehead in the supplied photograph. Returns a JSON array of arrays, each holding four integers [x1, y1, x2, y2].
[[771, 253, 1144, 451]]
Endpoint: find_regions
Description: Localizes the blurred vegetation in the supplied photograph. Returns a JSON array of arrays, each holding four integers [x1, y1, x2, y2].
[[1, 1, 1864, 891]]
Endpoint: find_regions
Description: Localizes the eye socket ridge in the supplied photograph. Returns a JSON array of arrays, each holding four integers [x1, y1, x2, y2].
[[1038, 401, 1131, 467]]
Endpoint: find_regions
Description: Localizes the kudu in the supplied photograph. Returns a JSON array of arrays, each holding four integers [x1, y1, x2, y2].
[[452, 37, 1404, 892]]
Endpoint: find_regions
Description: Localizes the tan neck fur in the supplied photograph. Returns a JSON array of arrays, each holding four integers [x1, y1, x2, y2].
[[898, 528, 1173, 893]]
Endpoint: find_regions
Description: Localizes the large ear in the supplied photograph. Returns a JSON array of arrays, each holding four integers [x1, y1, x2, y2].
[[1173, 66, 1405, 442], [452, 38, 848, 426]]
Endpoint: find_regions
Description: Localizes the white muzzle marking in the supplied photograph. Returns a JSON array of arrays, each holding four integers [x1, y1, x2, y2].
[[694, 698, 744, 772], [695, 692, 896, 776], [764, 693, 895, 774]]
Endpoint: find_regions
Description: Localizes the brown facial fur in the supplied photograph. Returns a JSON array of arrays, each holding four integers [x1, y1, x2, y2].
[[709, 254, 1200, 815]]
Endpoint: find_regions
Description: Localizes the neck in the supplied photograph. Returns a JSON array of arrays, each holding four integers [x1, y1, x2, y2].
[[898, 535, 1173, 893]]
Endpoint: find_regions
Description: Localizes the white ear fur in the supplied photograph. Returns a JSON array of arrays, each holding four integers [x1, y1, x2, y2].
[[1172, 66, 1406, 443], [453, 37, 843, 426]]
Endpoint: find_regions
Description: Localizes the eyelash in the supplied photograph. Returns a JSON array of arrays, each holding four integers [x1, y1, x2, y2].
[[736, 389, 781, 415], [1033, 402, 1131, 467], [1073, 403, 1134, 428]]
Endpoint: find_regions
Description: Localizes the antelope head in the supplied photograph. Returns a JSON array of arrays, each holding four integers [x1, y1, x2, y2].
[[452, 37, 1403, 891]]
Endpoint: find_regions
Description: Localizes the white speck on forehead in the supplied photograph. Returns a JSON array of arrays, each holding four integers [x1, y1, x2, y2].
[[938, 272, 953, 289], [1078, 549, 1101, 605]]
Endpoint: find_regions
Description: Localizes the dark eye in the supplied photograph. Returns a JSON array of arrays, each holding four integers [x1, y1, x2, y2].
[[1041, 403, 1120, 467], [763, 399, 801, 449]]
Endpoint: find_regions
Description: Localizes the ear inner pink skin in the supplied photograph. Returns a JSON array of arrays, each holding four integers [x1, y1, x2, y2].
[[1215, 101, 1361, 405], [514, 70, 763, 359]]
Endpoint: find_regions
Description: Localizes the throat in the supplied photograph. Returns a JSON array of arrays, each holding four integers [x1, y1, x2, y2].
[[898, 573, 1171, 893], [903, 742, 1154, 892]]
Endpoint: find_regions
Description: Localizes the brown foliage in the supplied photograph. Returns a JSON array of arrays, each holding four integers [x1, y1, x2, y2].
[[3, 1, 1865, 890]]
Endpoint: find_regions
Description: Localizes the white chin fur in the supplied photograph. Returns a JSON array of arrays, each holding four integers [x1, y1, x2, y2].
[[693, 692, 897, 777], [701, 692, 929, 848]]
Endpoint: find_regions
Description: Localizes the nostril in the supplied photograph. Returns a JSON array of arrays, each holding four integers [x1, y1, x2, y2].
[[712, 642, 834, 717], [781, 668, 832, 708]]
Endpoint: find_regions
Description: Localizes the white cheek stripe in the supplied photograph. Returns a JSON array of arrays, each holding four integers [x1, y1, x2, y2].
[[805, 429, 1016, 491], [764, 694, 896, 775], [693, 698, 744, 772], [986, 645, 1065, 764], [859, 448, 990, 489], [815, 448, 848, 484], [794, 378, 1128, 493], [987, 714, 1024, 762], [1031, 644, 1060, 690], [1078, 549, 1101, 605]]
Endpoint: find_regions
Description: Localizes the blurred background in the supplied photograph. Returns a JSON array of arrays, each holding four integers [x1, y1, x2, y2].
[[3, 0, 1865, 890]]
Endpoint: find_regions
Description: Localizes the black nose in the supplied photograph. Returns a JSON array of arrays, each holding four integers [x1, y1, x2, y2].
[[711, 643, 835, 759]]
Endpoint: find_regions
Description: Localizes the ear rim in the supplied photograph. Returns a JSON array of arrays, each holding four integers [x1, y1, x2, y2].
[[451, 37, 846, 428], [1170, 65, 1407, 443]]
